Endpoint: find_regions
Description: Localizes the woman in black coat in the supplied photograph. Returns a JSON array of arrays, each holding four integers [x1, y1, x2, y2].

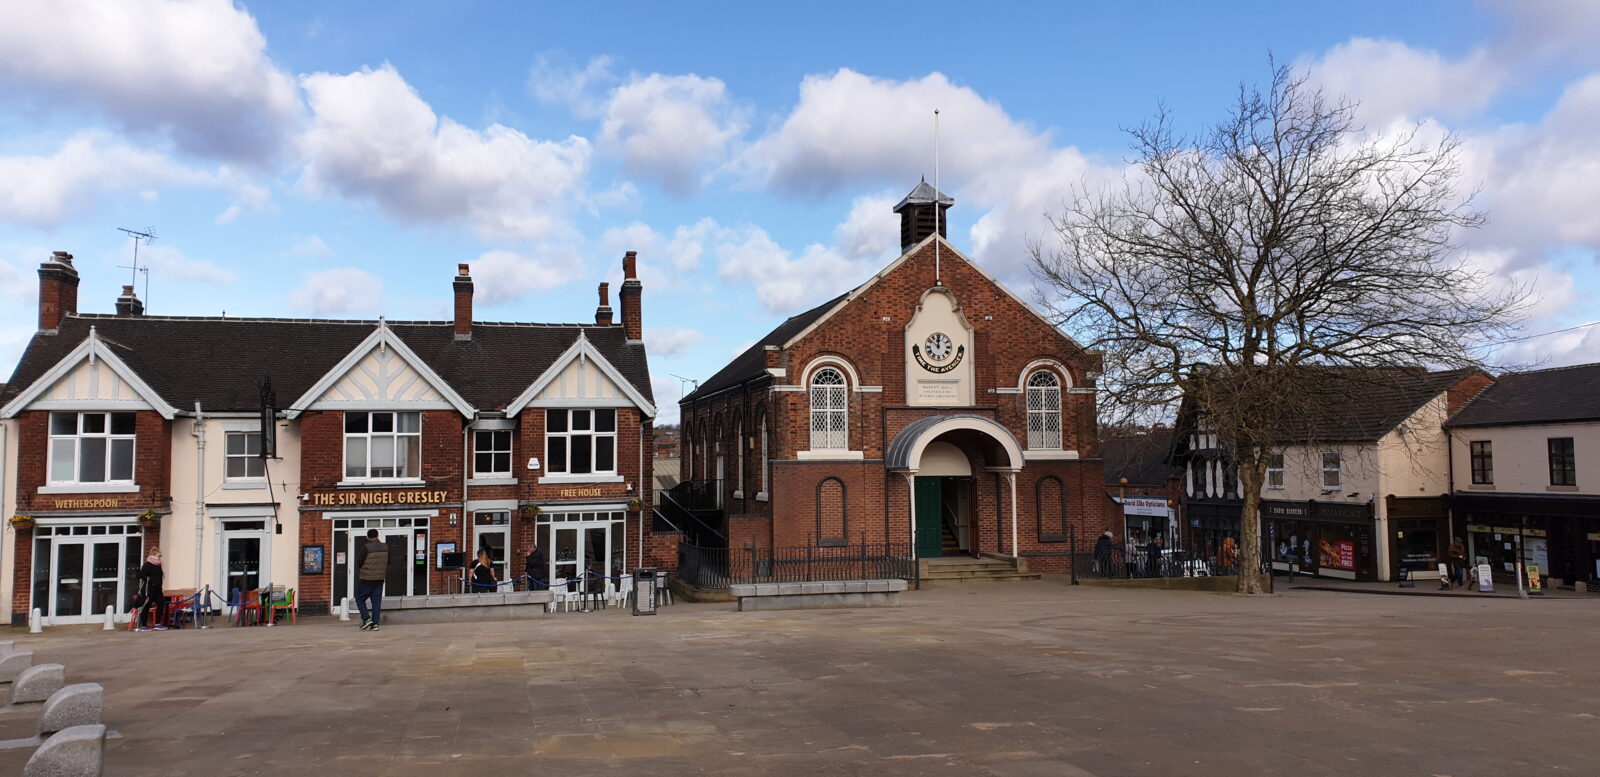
[[134, 548, 167, 630], [471, 550, 498, 593]]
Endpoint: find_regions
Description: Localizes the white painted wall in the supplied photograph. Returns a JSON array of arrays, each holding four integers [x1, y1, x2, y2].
[[326, 348, 442, 404], [1, 419, 17, 622], [535, 356, 622, 401], [1450, 421, 1600, 495]]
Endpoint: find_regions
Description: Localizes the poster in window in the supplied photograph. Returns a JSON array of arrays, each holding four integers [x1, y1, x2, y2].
[[1319, 524, 1358, 571], [301, 545, 325, 575]]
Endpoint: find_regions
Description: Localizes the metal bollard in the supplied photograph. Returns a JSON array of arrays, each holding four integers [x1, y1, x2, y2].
[[28, 609, 41, 634], [338, 597, 351, 622], [101, 607, 114, 631]]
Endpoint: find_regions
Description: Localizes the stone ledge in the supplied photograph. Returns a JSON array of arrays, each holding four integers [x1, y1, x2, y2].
[[389, 592, 552, 610], [730, 579, 908, 597], [738, 591, 902, 611]]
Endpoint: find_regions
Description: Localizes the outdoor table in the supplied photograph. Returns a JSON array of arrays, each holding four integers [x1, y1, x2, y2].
[[162, 588, 198, 629]]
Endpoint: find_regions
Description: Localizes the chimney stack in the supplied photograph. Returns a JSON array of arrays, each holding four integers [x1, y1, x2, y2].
[[619, 251, 642, 342], [595, 282, 613, 325], [115, 285, 144, 317], [892, 179, 954, 252], [453, 263, 473, 340], [37, 251, 80, 332]]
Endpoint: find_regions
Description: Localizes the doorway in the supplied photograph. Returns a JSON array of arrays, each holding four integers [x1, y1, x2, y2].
[[472, 511, 511, 583], [332, 516, 431, 606], [914, 476, 973, 558], [538, 508, 627, 594], [218, 519, 270, 596], [36, 526, 142, 625]]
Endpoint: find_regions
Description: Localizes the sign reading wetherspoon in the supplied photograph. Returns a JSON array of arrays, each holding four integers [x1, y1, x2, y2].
[[52, 498, 119, 510], [311, 490, 448, 507]]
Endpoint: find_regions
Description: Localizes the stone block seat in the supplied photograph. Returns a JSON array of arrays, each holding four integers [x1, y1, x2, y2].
[[376, 591, 553, 624], [730, 579, 908, 612]]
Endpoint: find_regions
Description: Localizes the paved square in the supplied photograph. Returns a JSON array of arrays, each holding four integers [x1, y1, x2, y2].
[[3, 581, 1594, 776]]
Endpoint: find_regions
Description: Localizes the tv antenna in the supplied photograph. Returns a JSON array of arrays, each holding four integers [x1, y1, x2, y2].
[[116, 226, 156, 307], [669, 373, 700, 396]]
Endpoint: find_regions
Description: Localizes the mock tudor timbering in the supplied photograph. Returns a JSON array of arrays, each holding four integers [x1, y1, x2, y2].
[[0, 250, 663, 625], [678, 184, 1110, 572]]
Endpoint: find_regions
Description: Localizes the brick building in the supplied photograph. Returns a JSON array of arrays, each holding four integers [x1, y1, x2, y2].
[[0, 250, 664, 624], [674, 183, 1109, 574]]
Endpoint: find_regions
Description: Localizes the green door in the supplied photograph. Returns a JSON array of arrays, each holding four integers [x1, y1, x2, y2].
[[915, 477, 945, 558]]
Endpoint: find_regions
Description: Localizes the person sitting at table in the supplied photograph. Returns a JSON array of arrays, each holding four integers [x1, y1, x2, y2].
[[471, 550, 498, 593], [133, 548, 167, 631]]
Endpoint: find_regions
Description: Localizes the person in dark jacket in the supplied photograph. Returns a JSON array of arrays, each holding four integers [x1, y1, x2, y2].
[[524, 545, 547, 591], [134, 548, 167, 631], [353, 530, 389, 631], [1093, 531, 1115, 576], [471, 550, 498, 593]]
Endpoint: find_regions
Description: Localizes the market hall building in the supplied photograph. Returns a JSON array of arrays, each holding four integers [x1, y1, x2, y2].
[[675, 183, 1110, 572], [0, 250, 665, 625]]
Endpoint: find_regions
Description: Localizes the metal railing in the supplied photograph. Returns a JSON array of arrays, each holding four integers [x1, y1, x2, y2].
[[1074, 534, 1244, 580], [678, 537, 917, 590]]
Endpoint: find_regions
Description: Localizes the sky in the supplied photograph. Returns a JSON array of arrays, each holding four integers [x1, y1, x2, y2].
[[2, 0, 1598, 424]]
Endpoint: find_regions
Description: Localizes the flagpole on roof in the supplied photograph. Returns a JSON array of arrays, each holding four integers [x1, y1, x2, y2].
[[934, 108, 941, 285]]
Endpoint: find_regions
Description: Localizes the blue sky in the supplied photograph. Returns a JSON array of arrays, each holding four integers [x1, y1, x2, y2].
[[2, 1, 1598, 423]]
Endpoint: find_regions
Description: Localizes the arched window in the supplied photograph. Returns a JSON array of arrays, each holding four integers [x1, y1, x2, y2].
[[1026, 371, 1062, 450], [732, 410, 744, 496], [758, 412, 769, 495], [809, 367, 848, 450]]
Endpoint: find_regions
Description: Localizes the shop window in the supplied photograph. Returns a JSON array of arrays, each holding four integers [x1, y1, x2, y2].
[[809, 368, 848, 450], [1025, 371, 1062, 449], [1266, 452, 1285, 489], [1548, 437, 1576, 486], [224, 431, 265, 480], [344, 411, 421, 480], [1321, 451, 1341, 489], [1469, 441, 1493, 485], [474, 430, 512, 476], [48, 411, 136, 485], [546, 409, 616, 475]]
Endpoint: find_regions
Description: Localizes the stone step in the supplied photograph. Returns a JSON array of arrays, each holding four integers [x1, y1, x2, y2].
[[920, 561, 1018, 573], [922, 568, 1037, 579], [920, 572, 1043, 586]]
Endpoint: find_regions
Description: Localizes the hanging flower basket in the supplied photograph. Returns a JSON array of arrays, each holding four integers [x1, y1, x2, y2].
[[9, 515, 35, 531], [136, 510, 161, 529], [627, 498, 644, 514], [518, 504, 542, 522]]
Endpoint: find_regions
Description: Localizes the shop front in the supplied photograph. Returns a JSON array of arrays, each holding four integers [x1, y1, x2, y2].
[[1387, 496, 1450, 581], [533, 505, 629, 594], [1264, 500, 1376, 581], [1184, 500, 1241, 562], [27, 516, 147, 626], [1453, 493, 1600, 587], [330, 511, 434, 607]]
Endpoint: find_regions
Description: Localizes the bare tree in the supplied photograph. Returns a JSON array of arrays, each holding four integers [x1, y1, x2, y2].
[[1030, 65, 1526, 593]]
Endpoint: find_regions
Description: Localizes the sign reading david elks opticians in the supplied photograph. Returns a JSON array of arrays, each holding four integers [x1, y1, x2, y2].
[[310, 490, 448, 507]]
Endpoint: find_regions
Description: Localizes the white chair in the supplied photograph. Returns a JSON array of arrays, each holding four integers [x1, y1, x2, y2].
[[545, 577, 573, 613], [610, 575, 632, 608]]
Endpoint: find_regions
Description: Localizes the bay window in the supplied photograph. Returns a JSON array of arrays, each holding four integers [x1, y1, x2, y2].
[[48, 411, 136, 484], [344, 411, 421, 480], [546, 409, 616, 475]]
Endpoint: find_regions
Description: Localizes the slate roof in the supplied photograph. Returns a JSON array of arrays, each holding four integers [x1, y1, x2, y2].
[[681, 292, 846, 403], [0, 314, 652, 414], [1274, 367, 1478, 441], [1101, 429, 1182, 486], [893, 180, 953, 211], [1445, 362, 1600, 428]]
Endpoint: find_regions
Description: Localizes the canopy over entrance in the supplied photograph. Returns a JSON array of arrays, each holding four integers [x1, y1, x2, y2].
[[886, 414, 1022, 472]]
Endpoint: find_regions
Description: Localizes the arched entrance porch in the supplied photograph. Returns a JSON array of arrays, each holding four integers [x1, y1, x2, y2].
[[887, 415, 1023, 559]]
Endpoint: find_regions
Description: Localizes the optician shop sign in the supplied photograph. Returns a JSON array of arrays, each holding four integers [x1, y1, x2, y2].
[[1118, 497, 1171, 517]]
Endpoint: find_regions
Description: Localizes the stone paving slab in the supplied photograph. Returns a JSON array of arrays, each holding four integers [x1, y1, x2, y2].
[[3, 579, 1596, 776]]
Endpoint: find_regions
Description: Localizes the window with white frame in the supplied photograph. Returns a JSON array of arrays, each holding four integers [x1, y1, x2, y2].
[[1026, 370, 1062, 449], [1321, 451, 1341, 489], [48, 411, 136, 484], [546, 409, 616, 475], [809, 367, 848, 450], [474, 430, 512, 477], [344, 411, 421, 480], [1266, 452, 1284, 489], [225, 431, 265, 479]]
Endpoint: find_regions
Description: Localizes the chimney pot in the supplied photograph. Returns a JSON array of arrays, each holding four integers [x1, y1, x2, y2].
[[595, 282, 613, 326], [453, 263, 474, 340], [37, 250, 81, 331], [115, 284, 144, 318]]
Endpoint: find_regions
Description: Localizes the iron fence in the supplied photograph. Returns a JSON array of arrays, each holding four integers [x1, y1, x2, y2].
[[678, 537, 918, 590], [1073, 532, 1246, 580]]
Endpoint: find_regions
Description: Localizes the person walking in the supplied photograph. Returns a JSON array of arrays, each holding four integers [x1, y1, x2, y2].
[[133, 548, 167, 631], [354, 529, 388, 631], [1093, 531, 1115, 576], [471, 550, 498, 593], [1220, 536, 1239, 575], [1148, 535, 1165, 577], [1447, 537, 1469, 589], [524, 544, 547, 591]]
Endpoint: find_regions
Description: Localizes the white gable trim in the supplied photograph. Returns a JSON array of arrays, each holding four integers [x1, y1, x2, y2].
[[780, 234, 1090, 354], [286, 321, 475, 419], [505, 331, 657, 418], [1, 328, 178, 419]]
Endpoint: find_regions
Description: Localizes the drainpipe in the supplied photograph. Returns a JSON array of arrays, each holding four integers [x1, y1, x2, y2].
[[192, 403, 206, 590]]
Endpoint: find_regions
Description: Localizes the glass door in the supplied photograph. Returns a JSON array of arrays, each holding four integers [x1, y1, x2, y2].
[[550, 525, 581, 589], [346, 529, 417, 598], [473, 512, 511, 583], [219, 520, 269, 597], [51, 542, 85, 619], [48, 538, 128, 624]]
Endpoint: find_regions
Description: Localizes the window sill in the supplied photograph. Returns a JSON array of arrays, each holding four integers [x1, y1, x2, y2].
[[755, 491, 769, 502], [537, 474, 624, 485], [1266, 485, 1285, 491], [221, 481, 266, 491], [1466, 483, 1496, 490], [797, 450, 864, 461], [336, 479, 426, 489], [1546, 484, 1579, 492], [1039, 534, 1068, 543], [1023, 450, 1079, 461], [38, 484, 138, 494], [467, 477, 517, 487], [732, 490, 744, 499]]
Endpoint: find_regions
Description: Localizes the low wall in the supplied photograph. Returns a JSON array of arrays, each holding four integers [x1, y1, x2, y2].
[[1077, 574, 1272, 593], [367, 591, 554, 624]]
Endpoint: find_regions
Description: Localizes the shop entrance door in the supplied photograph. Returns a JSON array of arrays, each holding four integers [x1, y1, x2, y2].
[[219, 520, 270, 596], [347, 529, 417, 598], [472, 512, 511, 584], [49, 538, 129, 625], [543, 518, 624, 594]]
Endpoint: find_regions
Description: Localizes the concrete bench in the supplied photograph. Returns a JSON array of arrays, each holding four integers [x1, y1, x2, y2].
[[730, 579, 908, 612], [379, 591, 554, 624]]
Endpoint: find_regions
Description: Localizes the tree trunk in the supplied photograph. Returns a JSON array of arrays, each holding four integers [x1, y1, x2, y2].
[[1235, 461, 1268, 594]]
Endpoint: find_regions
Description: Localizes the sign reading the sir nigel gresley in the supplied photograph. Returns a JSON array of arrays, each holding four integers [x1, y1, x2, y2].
[[311, 490, 448, 507]]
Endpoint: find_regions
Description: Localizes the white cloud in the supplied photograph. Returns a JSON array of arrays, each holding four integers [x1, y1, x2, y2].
[[644, 327, 707, 357], [289, 268, 383, 315], [600, 73, 744, 195], [288, 235, 334, 257], [469, 249, 584, 306], [0, 132, 213, 227], [1302, 38, 1503, 125], [834, 192, 904, 262], [297, 64, 592, 241], [141, 244, 239, 285], [528, 54, 618, 117], [650, 375, 682, 425], [0, 0, 301, 162], [712, 222, 876, 313]]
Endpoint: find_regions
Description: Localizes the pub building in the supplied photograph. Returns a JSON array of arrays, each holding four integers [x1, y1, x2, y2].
[[674, 182, 1112, 576], [0, 250, 665, 625], [1445, 364, 1600, 588], [1172, 367, 1490, 582]]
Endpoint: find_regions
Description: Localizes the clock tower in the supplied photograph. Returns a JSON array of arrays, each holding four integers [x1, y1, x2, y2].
[[904, 286, 974, 406]]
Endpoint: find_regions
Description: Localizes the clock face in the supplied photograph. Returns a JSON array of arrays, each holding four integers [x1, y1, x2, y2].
[[925, 332, 953, 361]]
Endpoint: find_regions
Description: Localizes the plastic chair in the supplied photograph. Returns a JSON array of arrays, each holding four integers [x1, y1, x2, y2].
[[238, 589, 266, 626], [269, 588, 297, 625]]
